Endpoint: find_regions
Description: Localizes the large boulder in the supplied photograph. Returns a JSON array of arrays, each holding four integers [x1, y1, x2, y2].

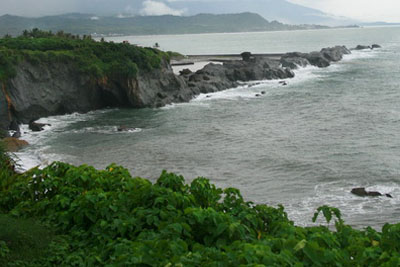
[[304, 52, 331, 68], [241, 52, 253, 62], [351, 187, 392, 198], [29, 120, 51, 132], [353, 45, 371, 50], [320, 46, 351, 62], [2, 137, 29, 152]]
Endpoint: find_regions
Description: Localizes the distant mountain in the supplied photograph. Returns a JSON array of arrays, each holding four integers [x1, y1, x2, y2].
[[0, 12, 329, 37], [167, 0, 357, 26]]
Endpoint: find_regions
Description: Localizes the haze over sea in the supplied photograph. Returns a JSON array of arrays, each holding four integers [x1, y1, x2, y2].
[[16, 26, 400, 228]]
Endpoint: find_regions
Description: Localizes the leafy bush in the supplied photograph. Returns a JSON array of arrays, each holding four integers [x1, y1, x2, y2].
[[0, 160, 399, 266]]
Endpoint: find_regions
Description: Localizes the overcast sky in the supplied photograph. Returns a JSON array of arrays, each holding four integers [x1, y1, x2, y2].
[[0, 0, 399, 22], [287, 0, 400, 22]]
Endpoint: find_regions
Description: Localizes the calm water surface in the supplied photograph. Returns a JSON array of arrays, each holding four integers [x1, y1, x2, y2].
[[18, 26, 400, 228]]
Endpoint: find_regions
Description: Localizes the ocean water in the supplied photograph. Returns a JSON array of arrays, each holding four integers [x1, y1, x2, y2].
[[15, 26, 400, 229]]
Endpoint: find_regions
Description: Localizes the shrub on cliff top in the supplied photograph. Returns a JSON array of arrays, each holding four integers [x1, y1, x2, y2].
[[0, 161, 399, 266], [0, 29, 169, 82]]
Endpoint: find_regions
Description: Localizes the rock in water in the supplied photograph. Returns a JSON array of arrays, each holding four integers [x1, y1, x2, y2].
[[353, 45, 371, 50], [29, 120, 51, 132], [351, 187, 392, 198], [9, 120, 20, 132], [371, 44, 381, 49], [2, 137, 29, 152]]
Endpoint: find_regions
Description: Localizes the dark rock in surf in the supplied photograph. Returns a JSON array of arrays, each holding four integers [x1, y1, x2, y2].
[[353, 45, 371, 50], [320, 46, 351, 62], [371, 44, 381, 49], [9, 120, 20, 132], [29, 120, 50, 132], [351, 187, 392, 198], [280, 56, 310, 69], [12, 131, 21, 138]]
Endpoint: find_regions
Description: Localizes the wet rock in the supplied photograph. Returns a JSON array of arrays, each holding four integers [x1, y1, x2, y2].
[[351, 187, 392, 198], [304, 52, 331, 68], [371, 44, 381, 49], [320, 46, 351, 62], [255, 94, 261, 97], [353, 45, 371, 50], [179, 68, 192, 76], [241, 52, 253, 62], [9, 120, 20, 132], [280, 56, 310, 69], [2, 137, 29, 152], [11, 131, 21, 138], [29, 120, 51, 132], [261, 91, 266, 94]]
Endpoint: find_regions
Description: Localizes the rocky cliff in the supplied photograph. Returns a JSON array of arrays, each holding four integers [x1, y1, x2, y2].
[[0, 45, 357, 137]]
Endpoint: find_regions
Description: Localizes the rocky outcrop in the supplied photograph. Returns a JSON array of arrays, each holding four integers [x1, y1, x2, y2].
[[352, 44, 381, 50], [280, 46, 351, 69], [0, 45, 367, 134], [351, 187, 393, 198], [0, 59, 188, 133]]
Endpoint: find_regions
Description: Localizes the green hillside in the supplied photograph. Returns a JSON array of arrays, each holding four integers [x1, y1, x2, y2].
[[0, 12, 328, 37]]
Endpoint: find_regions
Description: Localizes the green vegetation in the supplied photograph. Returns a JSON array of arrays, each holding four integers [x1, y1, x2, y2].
[[0, 143, 399, 266], [0, 29, 169, 82]]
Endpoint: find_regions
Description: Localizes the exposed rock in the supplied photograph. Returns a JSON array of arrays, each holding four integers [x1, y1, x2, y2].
[[117, 125, 139, 132], [280, 56, 310, 69], [304, 51, 330, 67], [255, 94, 261, 97], [11, 131, 21, 138], [179, 68, 192, 76], [320, 46, 351, 62], [2, 137, 29, 152], [29, 120, 51, 132], [351, 187, 393, 198], [261, 91, 266, 95], [353, 45, 371, 50], [241, 52, 253, 62], [9, 120, 20, 132], [371, 44, 381, 49]]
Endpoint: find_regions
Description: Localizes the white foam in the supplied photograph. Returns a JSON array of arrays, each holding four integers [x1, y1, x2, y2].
[[71, 126, 142, 134], [11, 109, 116, 172]]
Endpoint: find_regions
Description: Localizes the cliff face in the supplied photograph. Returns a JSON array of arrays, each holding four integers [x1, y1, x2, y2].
[[0, 58, 188, 135]]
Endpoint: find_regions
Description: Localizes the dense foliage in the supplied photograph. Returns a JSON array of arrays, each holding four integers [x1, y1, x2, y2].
[[0, 29, 169, 82], [0, 150, 399, 266]]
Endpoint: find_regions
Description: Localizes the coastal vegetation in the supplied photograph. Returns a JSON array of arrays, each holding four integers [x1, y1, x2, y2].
[[0, 145, 399, 266], [0, 29, 169, 82]]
